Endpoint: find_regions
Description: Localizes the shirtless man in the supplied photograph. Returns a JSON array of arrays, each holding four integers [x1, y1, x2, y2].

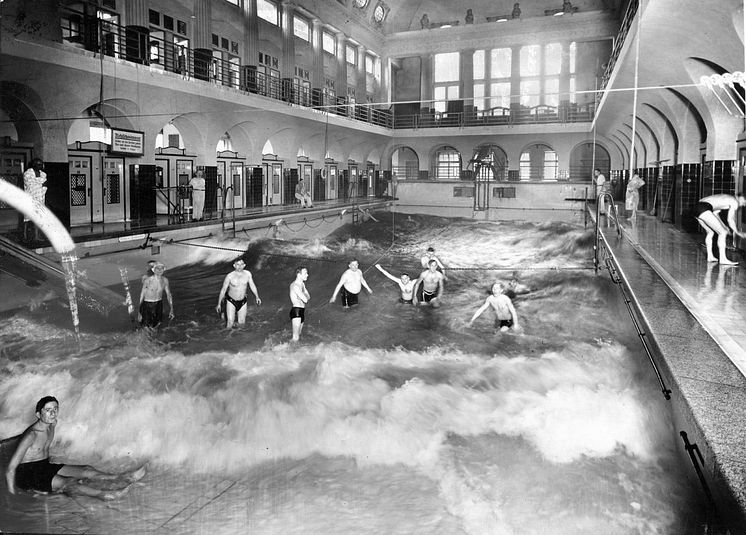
[[216, 258, 261, 328], [5, 396, 146, 500], [289, 267, 310, 342], [141, 260, 156, 283], [413, 259, 445, 307], [375, 264, 415, 304], [138, 262, 174, 327], [329, 259, 373, 308], [420, 246, 447, 279], [694, 194, 746, 264], [468, 282, 520, 332]]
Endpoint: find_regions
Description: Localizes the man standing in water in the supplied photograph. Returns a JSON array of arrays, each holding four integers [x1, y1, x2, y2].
[[289, 267, 310, 342], [6, 396, 146, 500], [329, 259, 373, 308], [420, 246, 447, 279], [216, 258, 262, 328], [138, 262, 174, 327], [694, 193, 746, 264], [375, 264, 415, 304], [413, 259, 445, 307], [468, 281, 520, 332]]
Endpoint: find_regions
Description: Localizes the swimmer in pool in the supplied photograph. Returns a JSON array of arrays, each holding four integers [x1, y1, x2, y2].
[[420, 246, 447, 280], [468, 281, 520, 332], [289, 267, 310, 342], [138, 262, 174, 327], [329, 259, 372, 308], [216, 258, 261, 328], [375, 264, 416, 304], [413, 259, 444, 307], [5, 396, 147, 500]]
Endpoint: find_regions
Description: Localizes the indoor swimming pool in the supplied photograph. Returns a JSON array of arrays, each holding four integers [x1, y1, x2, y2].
[[0, 214, 705, 534]]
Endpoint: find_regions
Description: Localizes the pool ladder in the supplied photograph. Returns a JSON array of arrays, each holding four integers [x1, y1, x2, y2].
[[216, 185, 236, 237], [592, 193, 622, 274]]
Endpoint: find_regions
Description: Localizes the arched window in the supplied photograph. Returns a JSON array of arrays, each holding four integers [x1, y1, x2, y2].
[[432, 146, 461, 180], [519, 143, 557, 181], [569, 142, 610, 181], [391, 147, 419, 180], [472, 145, 508, 181]]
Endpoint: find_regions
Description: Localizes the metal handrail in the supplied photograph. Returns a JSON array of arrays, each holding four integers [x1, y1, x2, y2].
[[217, 185, 235, 237], [593, 193, 621, 273]]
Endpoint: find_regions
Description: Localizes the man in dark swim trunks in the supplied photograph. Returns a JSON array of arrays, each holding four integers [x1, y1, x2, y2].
[[329, 259, 373, 308], [5, 396, 146, 500], [138, 262, 174, 327], [413, 259, 445, 307], [216, 258, 262, 328], [695, 194, 746, 264], [289, 266, 310, 342]]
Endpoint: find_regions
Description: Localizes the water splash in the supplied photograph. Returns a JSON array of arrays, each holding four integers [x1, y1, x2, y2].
[[0, 178, 80, 336]]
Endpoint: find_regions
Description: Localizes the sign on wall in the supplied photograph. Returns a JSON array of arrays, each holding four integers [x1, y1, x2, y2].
[[110, 128, 144, 156]]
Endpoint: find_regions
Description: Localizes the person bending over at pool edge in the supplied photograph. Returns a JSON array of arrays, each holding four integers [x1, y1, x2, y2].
[[413, 259, 445, 307], [695, 193, 746, 264], [468, 282, 520, 332], [138, 262, 174, 327], [6, 396, 146, 500], [217, 258, 262, 328], [289, 267, 310, 342], [330, 259, 372, 308], [375, 264, 415, 304]]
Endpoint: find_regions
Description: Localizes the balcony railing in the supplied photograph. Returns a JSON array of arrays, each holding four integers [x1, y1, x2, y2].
[[596, 0, 639, 107], [54, 4, 595, 132]]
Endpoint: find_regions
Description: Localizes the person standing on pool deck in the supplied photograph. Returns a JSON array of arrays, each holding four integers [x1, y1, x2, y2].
[[468, 281, 520, 332], [289, 267, 310, 342], [329, 259, 372, 308], [375, 264, 416, 304], [694, 193, 746, 264], [413, 259, 445, 307], [216, 259, 261, 328], [6, 396, 146, 500], [138, 262, 174, 327], [189, 169, 206, 221]]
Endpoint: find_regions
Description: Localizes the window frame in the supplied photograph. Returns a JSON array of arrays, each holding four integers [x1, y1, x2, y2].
[[257, 0, 279, 26]]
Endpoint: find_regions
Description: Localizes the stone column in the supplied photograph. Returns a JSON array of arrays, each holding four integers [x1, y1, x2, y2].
[[311, 19, 324, 98], [460, 48, 474, 117], [193, 0, 212, 81], [420, 53, 433, 110], [243, 0, 259, 67], [281, 2, 295, 79], [357, 45, 367, 101], [510, 46, 521, 113], [337, 32, 348, 107]]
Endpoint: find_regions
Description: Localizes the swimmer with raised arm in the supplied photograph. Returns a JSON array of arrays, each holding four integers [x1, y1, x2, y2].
[[694, 193, 746, 264], [6, 396, 146, 500], [216, 259, 262, 328], [375, 264, 416, 304], [330, 259, 373, 308], [468, 282, 520, 332]]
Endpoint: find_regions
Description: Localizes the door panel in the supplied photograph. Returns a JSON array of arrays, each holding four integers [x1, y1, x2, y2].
[[0, 151, 27, 231], [102, 157, 125, 222], [69, 155, 92, 225], [271, 163, 282, 205]]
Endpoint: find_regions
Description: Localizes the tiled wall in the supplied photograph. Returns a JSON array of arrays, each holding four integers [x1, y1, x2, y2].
[[658, 165, 675, 223], [675, 163, 701, 232]]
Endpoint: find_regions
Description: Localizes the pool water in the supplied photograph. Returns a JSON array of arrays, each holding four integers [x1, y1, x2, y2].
[[0, 214, 705, 534]]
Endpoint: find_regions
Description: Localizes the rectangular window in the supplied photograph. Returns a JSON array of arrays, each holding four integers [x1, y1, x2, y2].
[[221, 37, 229, 50], [544, 151, 558, 180], [163, 15, 174, 31], [520, 80, 540, 107], [149, 9, 160, 25], [520, 45, 540, 76], [473, 50, 485, 80], [346, 45, 356, 65], [474, 83, 485, 111], [177, 20, 187, 35], [490, 82, 510, 109], [544, 78, 559, 107], [365, 54, 375, 74], [545, 43, 562, 75], [294, 16, 309, 41], [434, 52, 460, 112], [212, 34, 219, 46], [224, 0, 240, 5], [257, 0, 279, 25], [322, 31, 336, 54], [490, 48, 511, 78], [434, 52, 459, 83]]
